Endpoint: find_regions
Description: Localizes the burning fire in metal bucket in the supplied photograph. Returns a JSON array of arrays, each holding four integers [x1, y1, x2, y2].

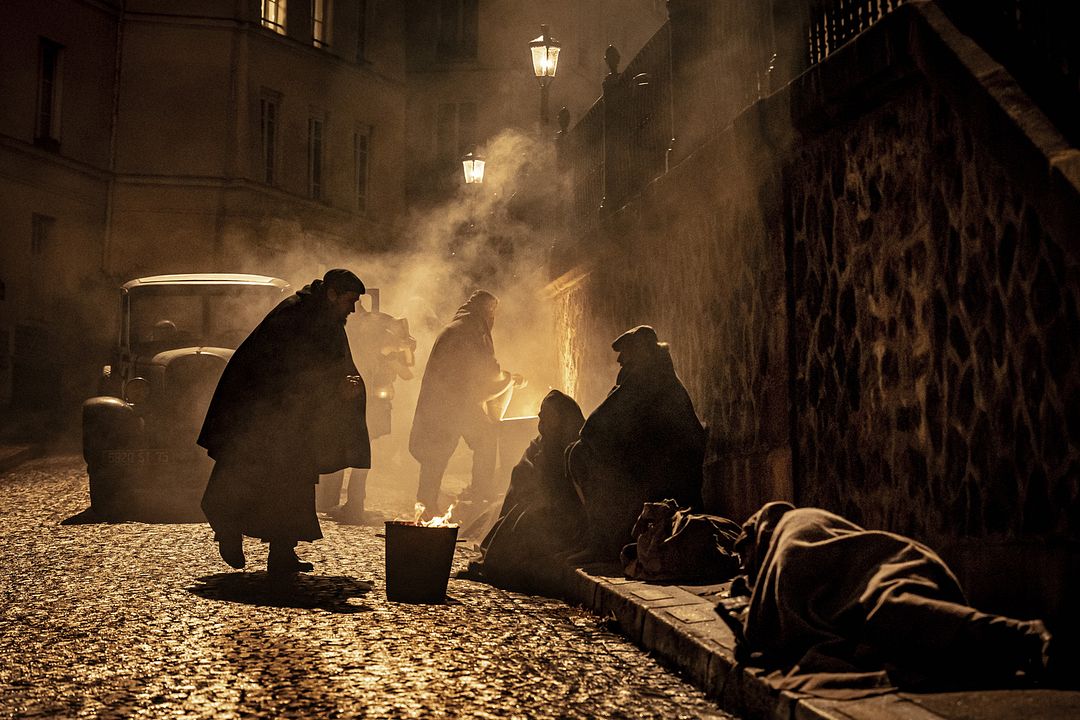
[[410, 502, 458, 528], [385, 504, 460, 603]]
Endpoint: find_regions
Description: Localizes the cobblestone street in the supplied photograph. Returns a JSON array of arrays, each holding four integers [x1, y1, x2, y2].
[[0, 456, 734, 719]]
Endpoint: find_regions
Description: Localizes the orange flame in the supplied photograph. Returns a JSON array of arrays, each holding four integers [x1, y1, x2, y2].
[[410, 502, 458, 528]]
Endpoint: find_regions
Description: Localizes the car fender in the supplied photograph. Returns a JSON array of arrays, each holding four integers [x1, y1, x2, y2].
[[82, 397, 144, 466]]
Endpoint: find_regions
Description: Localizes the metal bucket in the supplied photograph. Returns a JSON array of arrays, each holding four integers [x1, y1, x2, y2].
[[384, 520, 459, 603]]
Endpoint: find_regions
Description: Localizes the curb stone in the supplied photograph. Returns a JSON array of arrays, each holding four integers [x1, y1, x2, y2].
[[0, 445, 43, 475], [561, 564, 1080, 720]]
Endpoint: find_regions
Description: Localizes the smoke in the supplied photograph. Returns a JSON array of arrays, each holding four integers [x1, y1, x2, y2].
[[217, 128, 569, 498]]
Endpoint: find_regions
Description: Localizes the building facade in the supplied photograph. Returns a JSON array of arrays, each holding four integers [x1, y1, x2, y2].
[[1, 0, 665, 424]]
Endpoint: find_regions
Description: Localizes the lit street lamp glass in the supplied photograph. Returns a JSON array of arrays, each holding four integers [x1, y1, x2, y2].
[[461, 152, 485, 184], [530, 24, 560, 88]]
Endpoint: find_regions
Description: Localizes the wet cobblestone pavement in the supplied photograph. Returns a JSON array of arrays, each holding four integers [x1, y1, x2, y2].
[[0, 456, 735, 719]]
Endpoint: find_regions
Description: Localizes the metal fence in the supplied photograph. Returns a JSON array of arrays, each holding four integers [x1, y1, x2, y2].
[[558, 0, 1076, 227]]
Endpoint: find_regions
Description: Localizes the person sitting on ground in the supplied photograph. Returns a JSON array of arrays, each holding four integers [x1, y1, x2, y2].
[[717, 501, 1055, 697], [566, 325, 705, 562], [465, 390, 587, 592]]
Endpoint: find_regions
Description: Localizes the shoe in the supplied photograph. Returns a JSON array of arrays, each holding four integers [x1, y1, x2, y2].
[[456, 487, 493, 505], [267, 546, 313, 574], [455, 559, 486, 581], [268, 558, 315, 574], [327, 504, 384, 526], [217, 535, 245, 569]]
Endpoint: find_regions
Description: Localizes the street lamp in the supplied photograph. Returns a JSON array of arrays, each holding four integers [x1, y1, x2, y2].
[[461, 152, 485, 184], [529, 24, 561, 124]]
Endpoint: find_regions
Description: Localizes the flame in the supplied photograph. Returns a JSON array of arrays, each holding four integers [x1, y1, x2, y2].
[[410, 502, 458, 528]]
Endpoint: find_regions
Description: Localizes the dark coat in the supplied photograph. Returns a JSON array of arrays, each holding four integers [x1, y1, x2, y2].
[[723, 502, 1050, 696], [475, 390, 586, 591], [583, 346, 704, 505], [198, 281, 370, 473], [567, 344, 705, 558], [409, 297, 508, 461]]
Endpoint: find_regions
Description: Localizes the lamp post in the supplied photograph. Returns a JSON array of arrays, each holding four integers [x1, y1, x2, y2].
[[529, 24, 561, 125], [461, 152, 485, 185]]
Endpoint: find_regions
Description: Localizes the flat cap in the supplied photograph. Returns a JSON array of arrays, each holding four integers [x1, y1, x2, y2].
[[323, 268, 365, 294]]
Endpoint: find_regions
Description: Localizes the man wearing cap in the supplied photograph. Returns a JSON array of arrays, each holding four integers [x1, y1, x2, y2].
[[198, 269, 370, 573], [567, 325, 705, 561]]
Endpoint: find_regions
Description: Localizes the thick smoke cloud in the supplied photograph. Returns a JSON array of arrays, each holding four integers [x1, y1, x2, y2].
[[228, 128, 569, 511]]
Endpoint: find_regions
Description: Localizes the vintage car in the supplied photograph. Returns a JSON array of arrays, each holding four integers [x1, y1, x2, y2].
[[82, 273, 290, 519]]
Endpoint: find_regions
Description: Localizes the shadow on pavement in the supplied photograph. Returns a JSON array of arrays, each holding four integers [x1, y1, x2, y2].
[[187, 573, 374, 613], [60, 505, 206, 525]]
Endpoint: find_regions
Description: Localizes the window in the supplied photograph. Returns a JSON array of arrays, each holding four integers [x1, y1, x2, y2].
[[36, 39, 63, 147], [260, 94, 279, 184], [354, 126, 370, 213], [356, 0, 367, 61], [312, 0, 331, 48], [436, 102, 476, 164], [31, 214, 54, 255], [262, 0, 287, 34], [437, 0, 478, 58], [308, 116, 324, 200]]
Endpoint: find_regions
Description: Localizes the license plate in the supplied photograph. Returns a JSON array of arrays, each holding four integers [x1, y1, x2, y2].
[[106, 449, 170, 465]]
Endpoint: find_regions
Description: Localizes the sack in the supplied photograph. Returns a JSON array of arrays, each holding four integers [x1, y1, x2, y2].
[[621, 499, 741, 582]]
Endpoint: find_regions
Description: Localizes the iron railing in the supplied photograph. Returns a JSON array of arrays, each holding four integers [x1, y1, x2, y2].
[[558, 0, 1076, 229]]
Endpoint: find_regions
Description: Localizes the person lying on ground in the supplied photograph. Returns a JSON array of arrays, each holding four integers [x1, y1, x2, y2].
[[716, 501, 1055, 698]]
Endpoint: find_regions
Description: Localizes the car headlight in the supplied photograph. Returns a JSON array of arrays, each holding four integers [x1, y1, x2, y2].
[[123, 377, 152, 404]]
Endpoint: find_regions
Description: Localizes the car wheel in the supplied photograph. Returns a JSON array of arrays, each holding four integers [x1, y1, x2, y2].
[[88, 462, 126, 519]]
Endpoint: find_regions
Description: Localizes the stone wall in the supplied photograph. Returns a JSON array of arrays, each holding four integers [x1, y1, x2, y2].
[[790, 79, 1080, 547], [550, 2, 1080, 623], [552, 129, 792, 524]]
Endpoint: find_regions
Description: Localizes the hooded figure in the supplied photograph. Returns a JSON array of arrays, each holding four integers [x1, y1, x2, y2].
[[721, 502, 1052, 697], [469, 390, 587, 591], [567, 325, 705, 561], [409, 290, 522, 514], [198, 269, 370, 573]]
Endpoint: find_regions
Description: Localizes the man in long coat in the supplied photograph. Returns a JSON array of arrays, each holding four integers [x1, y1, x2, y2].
[[567, 325, 705, 561], [199, 269, 370, 573], [409, 290, 522, 515]]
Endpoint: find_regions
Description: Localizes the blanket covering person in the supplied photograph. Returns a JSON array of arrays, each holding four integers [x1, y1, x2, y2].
[[718, 501, 1053, 697], [199, 269, 370, 571], [621, 499, 741, 582], [467, 390, 586, 592], [567, 325, 705, 560], [409, 290, 520, 514]]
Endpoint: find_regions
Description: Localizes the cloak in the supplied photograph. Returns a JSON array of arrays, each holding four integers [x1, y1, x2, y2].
[[198, 280, 370, 472], [198, 281, 370, 543], [474, 390, 586, 591], [577, 345, 705, 510]]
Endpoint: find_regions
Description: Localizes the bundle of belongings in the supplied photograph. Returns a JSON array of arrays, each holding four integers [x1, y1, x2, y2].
[[716, 501, 1055, 698], [621, 499, 741, 582]]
